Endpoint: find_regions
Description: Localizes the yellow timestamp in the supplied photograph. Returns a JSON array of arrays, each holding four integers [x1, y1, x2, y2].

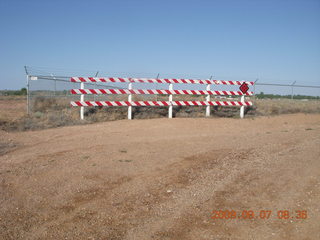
[[211, 210, 307, 220]]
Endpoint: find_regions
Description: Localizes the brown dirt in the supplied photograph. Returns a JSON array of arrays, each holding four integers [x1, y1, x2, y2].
[[0, 114, 320, 240], [0, 96, 26, 121]]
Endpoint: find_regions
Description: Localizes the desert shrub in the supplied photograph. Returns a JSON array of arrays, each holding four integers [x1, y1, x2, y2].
[[32, 97, 58, 112]]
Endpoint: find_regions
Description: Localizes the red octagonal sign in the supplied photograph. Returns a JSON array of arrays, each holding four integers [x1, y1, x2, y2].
[[239, 82, 249, 94]]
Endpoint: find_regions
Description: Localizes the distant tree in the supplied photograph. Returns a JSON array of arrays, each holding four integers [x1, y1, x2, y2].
[[20, 88, 27, 95]]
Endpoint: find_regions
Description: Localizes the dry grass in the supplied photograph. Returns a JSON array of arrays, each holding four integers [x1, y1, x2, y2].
[[0, 96, 319, 132], [254, 99, 320, 115]]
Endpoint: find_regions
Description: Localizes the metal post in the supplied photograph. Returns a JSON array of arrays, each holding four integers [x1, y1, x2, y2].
[[54, 80, 56, 96], [128, 82, 132, 120], [254, 78, 258, 98], [80, 82, 84, 120], [24, 66, 30, 115], [206, 84, 210, 117], [291, 81, 296, 100], [51, 74, 56, 96], [156, 73, 160, 101], [240, 95, 245, 119], [94, 71, 99, 101], [26, 74, 30, 115], [168, 83, 173, 118]]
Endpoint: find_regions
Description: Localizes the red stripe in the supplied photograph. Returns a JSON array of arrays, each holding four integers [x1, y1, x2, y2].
[[70, 77, 252, 85], [71, 89, 76, 94]]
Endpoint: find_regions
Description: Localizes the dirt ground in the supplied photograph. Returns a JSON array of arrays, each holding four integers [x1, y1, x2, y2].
[[0, 114, 319, 240], [0, 97, 26, 121]]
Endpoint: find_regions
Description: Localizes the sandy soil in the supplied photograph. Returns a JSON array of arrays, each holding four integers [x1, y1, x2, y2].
[[0, 97, 26, 121], [0, 114, 319, 240]]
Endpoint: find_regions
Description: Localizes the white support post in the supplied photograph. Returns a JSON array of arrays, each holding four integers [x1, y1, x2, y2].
[[206, 84, 211, 117], [240, 95, 245, 119], [128, 82, 132, 120], [168, 83, 173, 118], [80, 82, 84, 120]]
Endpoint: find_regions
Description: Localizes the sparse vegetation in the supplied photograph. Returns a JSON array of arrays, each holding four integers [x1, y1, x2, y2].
[[256, 92, 320, 100], [0, 95, 319, 132], [0, 88, 27, 96], [253, 99, 320, 115]]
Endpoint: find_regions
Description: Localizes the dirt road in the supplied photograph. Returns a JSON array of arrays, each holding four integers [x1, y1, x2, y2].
[[1, 114, 319, 240]]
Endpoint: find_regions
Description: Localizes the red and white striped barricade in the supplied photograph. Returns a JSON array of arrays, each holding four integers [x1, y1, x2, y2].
[[70, 77, 254, 120]]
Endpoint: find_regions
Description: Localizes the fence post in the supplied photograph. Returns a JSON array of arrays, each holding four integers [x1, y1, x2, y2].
[[156, 73, 160, 101], [291, 81, 296, 100], [80, 82, 84, 120], [240, 95, 244, 119], [206, 84, 211, 117], [168, 83, 173, 118], [254, 78, 258, 99], [26, 74, 30, 115], [94, 71, 99, 101], [54, 80, 56, 96], [128, 82, 132, 120]]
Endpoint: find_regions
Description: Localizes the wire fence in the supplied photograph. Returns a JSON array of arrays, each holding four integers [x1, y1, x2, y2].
[[24, 66, 320, 114]]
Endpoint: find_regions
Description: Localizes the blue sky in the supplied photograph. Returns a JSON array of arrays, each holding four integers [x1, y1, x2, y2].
[[0, 0, 319, 94]]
